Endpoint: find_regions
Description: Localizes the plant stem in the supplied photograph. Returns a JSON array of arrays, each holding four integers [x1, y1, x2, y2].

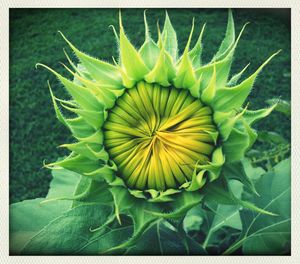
[[222, 237, 245, 255]]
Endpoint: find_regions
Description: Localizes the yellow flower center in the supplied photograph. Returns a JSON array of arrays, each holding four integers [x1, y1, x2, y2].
[[103, 82, 217, 191]]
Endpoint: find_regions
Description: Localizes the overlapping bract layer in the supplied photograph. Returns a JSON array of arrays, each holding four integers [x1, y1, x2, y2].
[[42, 10, 279, 201], [104, 82, 217, 190]]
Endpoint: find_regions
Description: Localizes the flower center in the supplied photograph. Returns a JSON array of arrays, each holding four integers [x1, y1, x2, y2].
[[103, 82, 217, 191]]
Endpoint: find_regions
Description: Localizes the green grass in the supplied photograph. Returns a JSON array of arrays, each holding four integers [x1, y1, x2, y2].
[[9, 8, 290, 203]]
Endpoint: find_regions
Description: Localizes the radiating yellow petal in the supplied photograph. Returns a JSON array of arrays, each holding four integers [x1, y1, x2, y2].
[[103, 82, 217, 190]]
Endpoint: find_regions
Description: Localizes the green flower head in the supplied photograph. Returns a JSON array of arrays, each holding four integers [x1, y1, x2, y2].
[[39, 9, 279, 224]]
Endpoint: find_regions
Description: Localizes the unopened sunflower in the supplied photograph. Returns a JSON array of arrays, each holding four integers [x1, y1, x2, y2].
[[39, 10, 279, 243]]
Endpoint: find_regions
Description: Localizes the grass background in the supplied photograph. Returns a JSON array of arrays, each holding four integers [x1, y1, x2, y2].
[[9, 8, 290, 203]]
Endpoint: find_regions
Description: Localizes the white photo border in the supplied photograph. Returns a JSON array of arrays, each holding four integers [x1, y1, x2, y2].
[[1, 0, 299, 263]]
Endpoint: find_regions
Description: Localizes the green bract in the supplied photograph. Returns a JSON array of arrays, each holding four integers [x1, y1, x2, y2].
[[38, 10, 280, 251]]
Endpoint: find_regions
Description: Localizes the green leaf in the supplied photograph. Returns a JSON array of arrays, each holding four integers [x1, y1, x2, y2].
[[47, 154, 103, 175], [201, 65, 216, 104], [213, 50, 281, 112], [10, 169, 80, 254], [224, 158, 291, 255], [83, 162, 117, 182], [109, 186, 135, 223], [203, 177, 274, 215], [183, 205, 204, 233], [161, 11, 178, 61], [222, 161, 258, 195], [186, 170, 206, 192], [63, 67, 122, 109], [139, 39, 161, 70], [213, 9, 235, 61], [241, 158, 266, 181], [212, 205, 242, 231], [119, 13, 149, 82], [257, 131, 288, 145], [104, 188, 204, 254], [70, 178, 113, 208], [42, 169, 113, 208], [242, 219, 290, 254], [75, 63, 93, 81], [196, 22, 248, 91], [37, 63, 103, 112], [127, 221, 207, 255], [189, 23, 206, 68], [188, 197, 242, 251], [144, 46, 176, 86], [242, 119, 258, 151], [46, 169, 81, 199], [77, 130, 104, 144], [197, 147, 225, 182], [127, 202, 159, 240], [173, 20, 197, 90], [59, 31, 123, 88], [266, 99, 290, 117], [10, 199, 68, 255], [196, 56, 232, 92], [139, 11, 160, 70], [71, 175, 91, 208], [243, 104, 277, 126], [202, 204, 242, 249], [227, 63, 250, 86], [103, 199, 158, 254], [66, 117, 96, 139], [223, 128, 250, 162], [203, 178, 237, 206], [148, 191, 203, 219], [61, 103, 105, 130], [77, 222, 133, 255], [22, 204, 114, 255], [60, 142, 108, 161], [216, 109, 247, 140], [48, 82, 68, 127]]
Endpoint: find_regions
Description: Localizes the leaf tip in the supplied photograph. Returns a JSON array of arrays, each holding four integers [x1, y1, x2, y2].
[[119, 9, 123, 29], [35, 63, 41, 69]]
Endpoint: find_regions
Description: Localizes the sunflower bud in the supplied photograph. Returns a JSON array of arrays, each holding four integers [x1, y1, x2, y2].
[[41, 9, 279, 208], [104, 82, 217, 190]]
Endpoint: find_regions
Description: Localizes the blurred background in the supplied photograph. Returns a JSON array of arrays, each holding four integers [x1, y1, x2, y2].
[[9, 8, 290, 203]]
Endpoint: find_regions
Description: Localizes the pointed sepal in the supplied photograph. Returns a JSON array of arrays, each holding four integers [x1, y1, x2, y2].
[[139, 10, 161, 70], [119, 12, 149, 82], [189, 23, 206, 68], [37, 63, 103, 112], [212, 9, 235, 61], [213, 50, 281, 112], [197, 147, 225, 182], [161, 11, 178, 61], [243, 103, 277, 125], [201, 64, 216, 104], [227, 63, 250, 86], [173, 19, 197, 89], [60, 142, 108, 161], [59, 31, 123, 88], [144, 46, 176, 86]]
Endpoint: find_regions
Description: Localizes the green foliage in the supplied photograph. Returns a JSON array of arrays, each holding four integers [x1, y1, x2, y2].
[[9, 169, 80, 254], [182, 158, 290, 255], [22, 204, 114, 255], [245, 99, 290, 170], [267, 99, 291, 117], [10, 168, 205, 255], [127, 221, 207, 255], [224, 158, 291, 255], [10, 155, 290, 255]]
